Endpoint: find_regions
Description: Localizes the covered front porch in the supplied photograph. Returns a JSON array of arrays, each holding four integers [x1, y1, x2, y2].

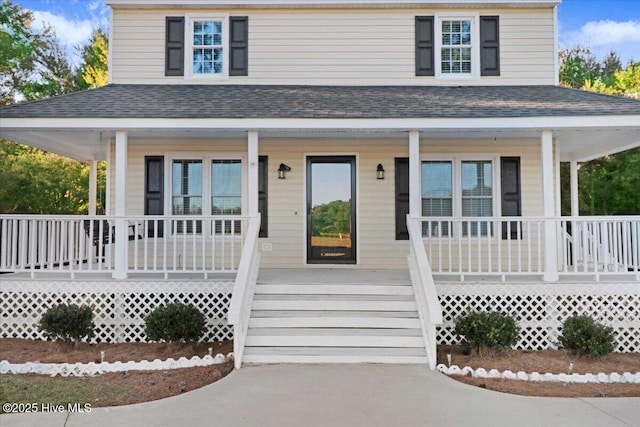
[[1, 84, 639, 366]]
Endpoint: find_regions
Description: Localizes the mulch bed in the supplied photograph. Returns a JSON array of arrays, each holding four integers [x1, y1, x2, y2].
[[436, 345, 640, 397]]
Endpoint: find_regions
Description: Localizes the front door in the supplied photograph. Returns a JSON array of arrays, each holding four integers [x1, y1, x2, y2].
[[307, 156, 356, 264]]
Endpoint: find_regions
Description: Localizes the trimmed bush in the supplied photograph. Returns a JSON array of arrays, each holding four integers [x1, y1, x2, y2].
[[558, 315, 616, 358], [145, 303, 206, 343], [38, 303, 95, 344], [454, 311, 520, 356]]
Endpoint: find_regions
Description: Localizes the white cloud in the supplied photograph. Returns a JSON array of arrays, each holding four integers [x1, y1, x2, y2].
[[32, 11, 95, 48], [560, 20, 640, 63], [29, 2, 109, 66]]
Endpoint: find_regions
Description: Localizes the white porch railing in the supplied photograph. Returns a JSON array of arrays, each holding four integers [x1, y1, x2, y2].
[[559, 217, 640, 277], [0, 215, 251, 277], [407, 216, 443, 369], [417, 216, 545, 278], [416, 216, 640, 279], [227, 215, 261, 369]]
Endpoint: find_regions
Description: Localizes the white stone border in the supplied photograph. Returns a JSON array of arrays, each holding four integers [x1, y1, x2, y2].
[[437, 364, 640, 384], [0, 353, 233, 377]]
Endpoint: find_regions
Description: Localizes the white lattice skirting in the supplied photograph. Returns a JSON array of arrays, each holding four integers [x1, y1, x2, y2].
[[0, 280, 234, 343], [436, 282, 640, 353]]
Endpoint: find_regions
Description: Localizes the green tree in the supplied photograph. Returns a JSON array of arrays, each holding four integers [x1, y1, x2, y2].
[[19, 24, 80, 100], [0, 0, 38, 105], [559, 48, 640, 215], [559, 46, 601, 89], [0, 142, 91, 214], [584, 62, 640, 99], [76, 28, 108, 89], [0, 1, 109, 214]]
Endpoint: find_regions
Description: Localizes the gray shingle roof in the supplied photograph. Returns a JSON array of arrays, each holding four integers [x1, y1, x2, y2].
[[1, 84, 639, 119]]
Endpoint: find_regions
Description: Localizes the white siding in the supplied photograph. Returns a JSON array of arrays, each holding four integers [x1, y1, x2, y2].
[[111, 7, 556, 85], [111, 137, 542, 269]]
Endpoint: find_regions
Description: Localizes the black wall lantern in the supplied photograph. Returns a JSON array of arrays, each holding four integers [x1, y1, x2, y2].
[[376, 163, 385, 180], [278, 163, 291, 179]]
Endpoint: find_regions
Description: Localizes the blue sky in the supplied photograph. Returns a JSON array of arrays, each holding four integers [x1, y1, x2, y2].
[[14, 0, 640, 65]]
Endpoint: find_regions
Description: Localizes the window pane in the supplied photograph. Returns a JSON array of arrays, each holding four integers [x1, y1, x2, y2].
[[422, 161, 452, 197], [462, 161, 492, 197], [422, 161, 453, 236], [211, 160, 242, 215], [193, 20, 223, 75], [172, 160, 202, 216], [462, 198, 493, 216]]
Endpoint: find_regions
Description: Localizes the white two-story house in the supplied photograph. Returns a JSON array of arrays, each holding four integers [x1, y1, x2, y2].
[[1, 0, 639, 368]]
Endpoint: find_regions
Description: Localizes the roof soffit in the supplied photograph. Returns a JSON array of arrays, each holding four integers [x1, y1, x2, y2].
[[106, 0, 561, 9]]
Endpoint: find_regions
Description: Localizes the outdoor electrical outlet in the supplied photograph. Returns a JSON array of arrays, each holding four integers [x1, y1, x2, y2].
[[262, 243, 273, 252]]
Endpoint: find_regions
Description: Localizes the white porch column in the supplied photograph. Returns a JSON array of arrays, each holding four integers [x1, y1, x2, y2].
[[570, 160, 579, 217], [541, 130, 559, 281], [88, 160, 98, 215], [105, 143, 112, 215], [409, 130, 421, 217], [113, 131, 128, 279], [247, 131, 259, 217]]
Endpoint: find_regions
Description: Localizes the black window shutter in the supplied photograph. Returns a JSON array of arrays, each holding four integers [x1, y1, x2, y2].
[[395, 158, 410, 240], [501, 157, 521, 239], [165, 17, 185, 76], [480, 16, 500, 76], [258, 156, 268, 237], [145, 156, 164, 237], [229, 16, 249, 76], [415, 16, 435, 76]]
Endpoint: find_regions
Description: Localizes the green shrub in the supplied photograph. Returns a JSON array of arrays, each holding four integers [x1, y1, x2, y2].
[[558, 315, 616, 358], [145, 303, 206, 343], [38, 303, 95, 344], [454, 311, 520, 356]]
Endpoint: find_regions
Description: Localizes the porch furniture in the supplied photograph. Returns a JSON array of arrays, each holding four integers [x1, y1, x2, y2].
[[83, 219, 142, 257]]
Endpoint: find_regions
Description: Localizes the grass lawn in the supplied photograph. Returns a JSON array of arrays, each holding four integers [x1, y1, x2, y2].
[[1, 375, 130, 413]]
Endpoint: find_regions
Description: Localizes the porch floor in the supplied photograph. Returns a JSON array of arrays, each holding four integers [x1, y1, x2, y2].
[[1, 268, 637, 284]]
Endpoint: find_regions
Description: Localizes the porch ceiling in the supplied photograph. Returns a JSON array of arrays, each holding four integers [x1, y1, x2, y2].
[[0, 125, 638, 163], [1, 84, 638, 162]]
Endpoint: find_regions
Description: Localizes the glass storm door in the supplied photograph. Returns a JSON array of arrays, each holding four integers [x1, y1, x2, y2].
[[306, 156, 356, 264]]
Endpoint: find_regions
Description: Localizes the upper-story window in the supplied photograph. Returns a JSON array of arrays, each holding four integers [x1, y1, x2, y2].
[[192, 20, 224, 75], [436, 15, 479, 78], [440, 20, 472, 75], [165, 16, 248, 78], [186, 16, 228, 78], [417, 15, 498, 79]]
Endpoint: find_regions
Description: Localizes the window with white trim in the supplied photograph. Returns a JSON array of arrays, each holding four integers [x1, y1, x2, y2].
[[168, 154, 245, 234], [421, 157, 496, 236], [436, 15, 479, 78], [187, 17, 227, 78], [441, 20, 472, 74]]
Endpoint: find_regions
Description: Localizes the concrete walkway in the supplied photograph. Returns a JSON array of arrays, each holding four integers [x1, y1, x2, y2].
[[2, 364, 639, 427]]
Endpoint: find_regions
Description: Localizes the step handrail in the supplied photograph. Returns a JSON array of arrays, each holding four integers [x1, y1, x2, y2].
[[407, 215, 443, 369], [227, 215, 261, 369]]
